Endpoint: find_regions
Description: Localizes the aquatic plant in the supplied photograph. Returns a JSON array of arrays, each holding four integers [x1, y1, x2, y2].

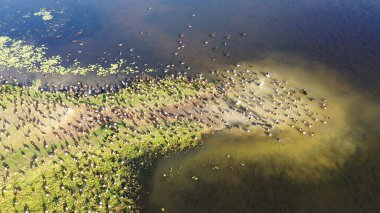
[[0, 61, 334, 212], [34, 8, 53, 21], [0, 36, 156, 76], [0, 120, 205, 212], [0, 75, 213, 211]]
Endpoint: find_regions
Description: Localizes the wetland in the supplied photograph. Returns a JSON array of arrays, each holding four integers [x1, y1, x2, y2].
[[0, 0, 379, 212]]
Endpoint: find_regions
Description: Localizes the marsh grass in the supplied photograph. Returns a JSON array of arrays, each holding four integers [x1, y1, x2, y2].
[[0, 75, 211, 212]]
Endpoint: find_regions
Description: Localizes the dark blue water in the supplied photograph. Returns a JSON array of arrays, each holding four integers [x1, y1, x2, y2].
[[1, 0, 379, 92]]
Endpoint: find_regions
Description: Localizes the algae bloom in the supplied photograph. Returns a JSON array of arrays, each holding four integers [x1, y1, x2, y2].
[[0, 36, 155, 76], [34, 8, 53, 21]]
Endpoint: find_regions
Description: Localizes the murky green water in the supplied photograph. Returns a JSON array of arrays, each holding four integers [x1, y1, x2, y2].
[[144, 61, 380, 212], [146, 126, 380, 212]]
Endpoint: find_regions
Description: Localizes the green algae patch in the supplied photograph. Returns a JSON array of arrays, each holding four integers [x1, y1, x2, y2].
[[34, 8, 53, 21], [0, 36, 156, 76]]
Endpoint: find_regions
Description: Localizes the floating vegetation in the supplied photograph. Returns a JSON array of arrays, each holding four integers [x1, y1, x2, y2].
[[0, 36, 156, 76], [34, 8, 53, 21]]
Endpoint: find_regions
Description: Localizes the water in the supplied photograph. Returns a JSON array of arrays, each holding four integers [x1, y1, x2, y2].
[[1, 0, 380, 212], [1, 0, 379, 92], [146, 126, 380, 212], [144, 59, 380, 211]]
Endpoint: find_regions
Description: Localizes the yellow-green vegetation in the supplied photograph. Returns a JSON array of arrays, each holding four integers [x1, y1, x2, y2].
[[0, 75, 212, 173], [0, 36, 156, 76], [52, 76, 213, 108], [0, 75, 214, 212], [0, 121, 205, 212], [33, 8, 53, 21], [0, 60, 334, 211]]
